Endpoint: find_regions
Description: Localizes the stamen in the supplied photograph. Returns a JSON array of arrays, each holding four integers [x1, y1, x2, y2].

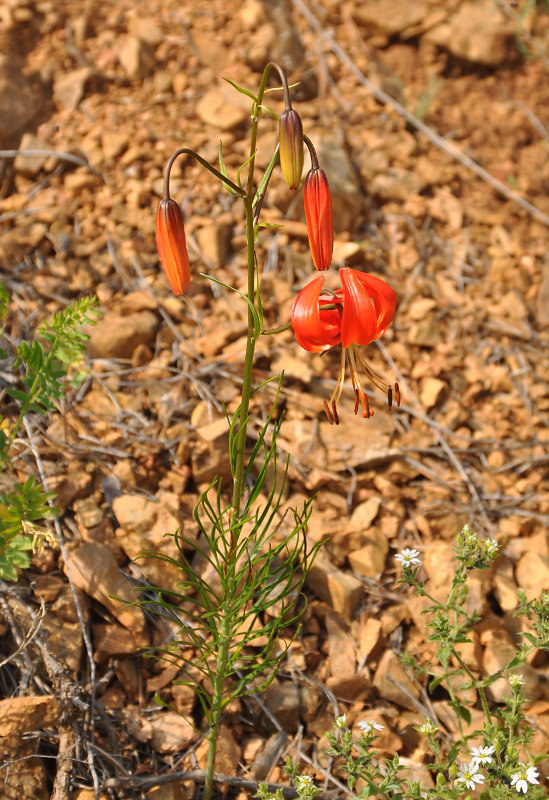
[[395, 382, 401, 406], [331, 400, 340, 425], [388, 386, 392, 412], [323, 399, 334, 425], [354, 388, 359, 415]]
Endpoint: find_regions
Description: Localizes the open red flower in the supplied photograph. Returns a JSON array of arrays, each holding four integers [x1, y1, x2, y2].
[[291, 268, 399, 424], [155, 198, 191, 296]]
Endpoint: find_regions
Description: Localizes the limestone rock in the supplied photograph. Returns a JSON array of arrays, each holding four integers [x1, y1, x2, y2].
[[86, 310, 158, 359], [53, 67, 92, 112], [425, 2, 515, 67], [0, 55, 50, 144]]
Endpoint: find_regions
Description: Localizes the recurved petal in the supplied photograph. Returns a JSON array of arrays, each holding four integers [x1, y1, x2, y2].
[[291, 274, 341, 352], [353, 271, 397, 335], [339, 268, 377, 348], [340, 268, 396, 347], [155, 198, 191, 296]]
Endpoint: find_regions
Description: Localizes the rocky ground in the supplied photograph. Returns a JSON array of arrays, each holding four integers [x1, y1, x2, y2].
[[1, 0, 549, 798]]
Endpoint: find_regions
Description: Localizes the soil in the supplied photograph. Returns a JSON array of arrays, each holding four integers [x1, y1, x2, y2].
[[1, 1, 549, 799]]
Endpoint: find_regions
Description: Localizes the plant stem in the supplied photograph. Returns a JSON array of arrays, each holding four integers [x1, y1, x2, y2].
[[202, 61, 277, 800]]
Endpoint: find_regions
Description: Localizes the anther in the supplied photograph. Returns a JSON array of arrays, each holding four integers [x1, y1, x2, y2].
[[323, 399, 334, 425], [331, 400, 340, 426], [395, 382, 401, 406], [388, 386, 393, 412]]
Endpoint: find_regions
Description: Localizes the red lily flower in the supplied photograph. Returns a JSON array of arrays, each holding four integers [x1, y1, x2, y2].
[[155, 198, 191, 296], [291, 268, 399, 424], [303, 166, 333, 271]]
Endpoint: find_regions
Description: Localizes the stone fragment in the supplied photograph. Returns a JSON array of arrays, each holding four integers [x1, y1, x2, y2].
[[64, 542, 147, 640], [306, 552, 363, 619], [325, 609, 356, 681], [119, 36, 156, 79], [263, 683, 318, 731], [196, 221, 232, 268], [0, 55, 50, 144], [354, 0, 427, 35], [370, 168, 425, 202], [196, 90, 249, 130], [420, 377, 446, 410], [0, 696, 59, 755], [350, 497, 382, 530], [86, 310, 158, 359], [53, 67, 92, 111], [348, 528, 389, 578], [515, 551, 549, 601], [112, 492, 184, 590], [373, 650, 420, 710], [13, 133, 51, 176], [150, 711, 197, 753], [425, 1, 515, 67], [357, 615, 383, 662]]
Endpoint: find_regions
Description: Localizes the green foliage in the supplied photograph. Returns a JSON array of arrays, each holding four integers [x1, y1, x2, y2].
[[267, 527, 548, 800], [0, 285, 100, 580], [134, 393, 322, 723]]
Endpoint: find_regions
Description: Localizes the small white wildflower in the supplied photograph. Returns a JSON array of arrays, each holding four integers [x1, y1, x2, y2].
[[511, 764, 539, 794], [457, 761, 485, 791], [418, 719, 438, 735], [508, 674, 525, 687], [470, 745, 495, 766], [335, 714, 347, 729], [358, 719, 384, 734], [295, 776, 314, 793], [394, 548, 421, 568], [485, 537, 498, 552]]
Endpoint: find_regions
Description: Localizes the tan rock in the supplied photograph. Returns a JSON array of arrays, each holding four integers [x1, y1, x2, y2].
[[53, 67, 92, 111], [420, 377, 446, 410], [373, 650, 421, 710], [354, 0, 427, 34], [87, 310, 158, 359], [425, 1, 515, 66], [0, 696, 59, 756], [326, 608, 356, 681], [64, 542, 147, 640], [516, 551, 549, 601], [306, 552, 363, 619], [0, 55, 50, 143], [348, 528, 389, 578], [119, 35, 156, 79], [350, 497, 382, 530], [357, 615, 383, 662], [113, 492, 184, 590], [196, 90, 249, 130]]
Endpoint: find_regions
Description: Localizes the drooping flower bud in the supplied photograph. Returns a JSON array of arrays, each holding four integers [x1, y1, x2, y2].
[[303, 167, 333, 270], [155, 198, 191, 296], [279, 108, 304, 190]]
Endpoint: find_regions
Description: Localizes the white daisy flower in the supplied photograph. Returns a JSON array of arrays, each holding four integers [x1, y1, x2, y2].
[[295, 775, 314, 793], [471, 744, 495, 766], [335, 714, 346, 728], [485, 537, 499, 552], [508, 674, 525, 687], [394, 548, 421, 567], [511, 764, 539, 794], [457, 761, 485, 791], [418, 719, 438, 735], [358, 719, 384, 734]]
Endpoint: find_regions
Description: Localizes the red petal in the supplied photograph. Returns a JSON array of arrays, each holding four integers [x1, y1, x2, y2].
[[155, 199, 191, 296], [291, 275, 342, 352], [340, 268, 396, 348], [303, 168, 334, 271]]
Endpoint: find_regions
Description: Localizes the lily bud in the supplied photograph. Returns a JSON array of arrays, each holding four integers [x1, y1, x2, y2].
[[303, 167, 333, 270], [279, 108, 304, 189], [155, 198, 191, 296]]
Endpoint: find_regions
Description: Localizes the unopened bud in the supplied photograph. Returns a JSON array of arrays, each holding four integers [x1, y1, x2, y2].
[[155, 198, 191, 296], [303, 167, 333, 270], [279, 108, 304, 190]]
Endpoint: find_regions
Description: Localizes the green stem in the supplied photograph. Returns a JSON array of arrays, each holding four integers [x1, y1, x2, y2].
[[202, 61, 282, 800]]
